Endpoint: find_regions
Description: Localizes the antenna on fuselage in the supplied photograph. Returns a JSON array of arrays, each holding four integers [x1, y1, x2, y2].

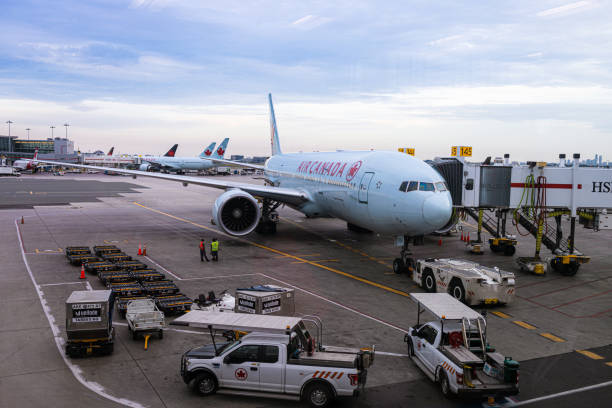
[[268, 93, 282, 156]]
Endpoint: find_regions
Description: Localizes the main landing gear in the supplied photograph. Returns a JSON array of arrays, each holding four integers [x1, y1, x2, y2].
[[255, 198, 280, 234], [393, 235, 421, 274]]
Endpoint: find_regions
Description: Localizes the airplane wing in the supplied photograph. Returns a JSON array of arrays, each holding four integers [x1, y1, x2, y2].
[[208, 158, 265, 170], [34, 159, 308, 206]]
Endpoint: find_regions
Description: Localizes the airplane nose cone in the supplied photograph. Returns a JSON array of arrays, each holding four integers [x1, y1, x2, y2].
[[422, 193, 453, 228]]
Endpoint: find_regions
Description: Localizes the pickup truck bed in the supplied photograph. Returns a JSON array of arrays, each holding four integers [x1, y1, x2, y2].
[[289, 351, 357, 368]]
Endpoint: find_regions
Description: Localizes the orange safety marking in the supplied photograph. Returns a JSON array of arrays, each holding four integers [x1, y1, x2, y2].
[[336, 372, 343, 379], [318, 371, 326, 378], [324, 372, 331, 378], [330, 372, 337, 379], [313, 371, 319, 378]]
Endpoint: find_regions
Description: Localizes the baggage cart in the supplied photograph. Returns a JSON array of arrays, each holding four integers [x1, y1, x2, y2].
[[142, 280, 180, 296], [108, 281, 144, 297], [155, 293, 193, 315], [65, 290, 115, 358], [65, 246, 91, 257], [93, 245, 120, 257], [98, 270, 133, 285], [126, 299, 165, 346], [68, 254, 99, 266], [101, 253, 132, 263], [117, 295, 151, 318], [130, 269, 165, 282], [84, 261, 116, 274], [115, 260, 148, 271]]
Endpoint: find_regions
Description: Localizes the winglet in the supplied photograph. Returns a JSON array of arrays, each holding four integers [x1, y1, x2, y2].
[[212, 138, 229, 158], [199, 142, 216, 158], [164, 144, 178, 157], [107, 147, 114, 156], [269, 93, 282, 156]]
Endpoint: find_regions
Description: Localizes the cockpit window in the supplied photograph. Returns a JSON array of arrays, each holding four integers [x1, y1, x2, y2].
[[407, 181, 418, 192], [419, 182, 435, 192], [435, 182, 447, 191], [399, 181, 408, 192]]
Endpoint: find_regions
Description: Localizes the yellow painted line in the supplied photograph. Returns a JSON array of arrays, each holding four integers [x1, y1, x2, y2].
[[280, 216, 393, 270], [576, 350, 604, 360], [540, 333, 566, 343], [492, 311, 511, 319], [291, 259, 339, 264], [605, 362, 612, 367], [274, 253, 320, 259], [513, 320, 537, 330], [133, 202, 411, 298]]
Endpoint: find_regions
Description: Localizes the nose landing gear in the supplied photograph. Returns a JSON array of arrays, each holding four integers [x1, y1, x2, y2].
[[393, 235, 421, 274]]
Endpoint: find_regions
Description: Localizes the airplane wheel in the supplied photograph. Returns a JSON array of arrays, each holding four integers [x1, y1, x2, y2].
[[393, 258, 405, 274]]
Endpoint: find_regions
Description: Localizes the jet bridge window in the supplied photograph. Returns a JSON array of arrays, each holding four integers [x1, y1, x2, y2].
[[419, 182, 435, 192]]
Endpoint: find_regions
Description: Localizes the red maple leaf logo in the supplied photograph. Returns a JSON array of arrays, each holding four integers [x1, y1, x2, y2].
[[217, 147, 225, 156], [235, 368, 248, 380], [204, 149, 211, 156], [346, 161, 362, 181], [167, 151, 175, 157]]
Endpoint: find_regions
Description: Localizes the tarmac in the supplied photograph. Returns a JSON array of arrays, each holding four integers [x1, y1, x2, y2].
[[1, 172, 611, 408]]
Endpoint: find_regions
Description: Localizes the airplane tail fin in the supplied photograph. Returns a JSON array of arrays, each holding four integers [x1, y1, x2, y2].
[[268, 93, 282, 156], [107, 147, 114, 156], [164, 144, 178, 157], [33, 149, 38, 160], [212, 138, 229, 158], [199, 142, 216, 158]]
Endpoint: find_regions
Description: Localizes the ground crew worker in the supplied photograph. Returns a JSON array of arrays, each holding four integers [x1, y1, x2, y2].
[[199, 238, 209, 262], [211, 238, 219, 261]]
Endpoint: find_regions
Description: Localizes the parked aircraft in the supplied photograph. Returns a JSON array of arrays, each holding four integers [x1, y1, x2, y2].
[[36, 95, 452, 272], [139, 139, 229, 174], [13, 149, 38, 171]]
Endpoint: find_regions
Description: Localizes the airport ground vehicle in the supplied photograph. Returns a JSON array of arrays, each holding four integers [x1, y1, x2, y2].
[[404, 293, 519, 398], [126, 299, 164, 340], [65, 290, 115, 358], [191, 291, 235, 312], [175, 311, 374, 408], [413, 258, 516, 305], [0, 166, 20, 176]]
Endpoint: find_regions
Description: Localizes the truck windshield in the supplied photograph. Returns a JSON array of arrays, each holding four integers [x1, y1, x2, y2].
[[217, 340, 240, 355]]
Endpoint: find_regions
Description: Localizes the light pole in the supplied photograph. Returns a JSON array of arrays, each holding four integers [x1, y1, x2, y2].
[[50, 125, 55, 138], [6, 120, 13, 136], [64, 123, 69, 139], [26, 128, 30, 140]]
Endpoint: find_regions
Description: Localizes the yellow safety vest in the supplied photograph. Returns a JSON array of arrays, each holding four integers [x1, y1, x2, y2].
[[211, 241, 219, 251]]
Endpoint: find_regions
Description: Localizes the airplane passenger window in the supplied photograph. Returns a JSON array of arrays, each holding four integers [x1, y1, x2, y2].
[[407, 181, 418, 192], [435, 182, 447, 191], [399, 181, 408, 192], [419, 182, 435, 192]]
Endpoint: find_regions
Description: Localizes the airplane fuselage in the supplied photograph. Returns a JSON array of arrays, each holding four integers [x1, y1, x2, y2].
[[265, 150, 453, 236], [144, 156, 216, 171]]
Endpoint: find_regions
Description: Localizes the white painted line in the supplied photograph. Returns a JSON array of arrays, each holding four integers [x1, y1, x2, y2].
[[259, 273, 409, 334], [143, 255, 182, 280], [40, 282, 84, 287], [181, 273, 259, 281], [85, 281, 93, 291], [504, 379, 612, 406], [374, 351, 409, 357], [15, 220, 145, 408]]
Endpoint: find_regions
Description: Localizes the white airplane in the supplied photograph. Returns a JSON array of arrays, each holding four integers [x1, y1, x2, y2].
[[13, 149, 39, 171], [139, 139, 229, 174], [36, 95, 452, 273]]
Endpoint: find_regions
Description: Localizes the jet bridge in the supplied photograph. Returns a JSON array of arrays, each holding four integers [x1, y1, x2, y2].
[[429, 154, 612, 275]]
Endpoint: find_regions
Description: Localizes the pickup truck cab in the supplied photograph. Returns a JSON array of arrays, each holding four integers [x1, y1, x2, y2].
[[405, 293, 519, 398], [175, 311, 373, 408]]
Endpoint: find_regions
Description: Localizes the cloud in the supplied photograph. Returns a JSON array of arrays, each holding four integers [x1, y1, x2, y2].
[[291, 14, 332, 30], [536, 1, 592, 17]]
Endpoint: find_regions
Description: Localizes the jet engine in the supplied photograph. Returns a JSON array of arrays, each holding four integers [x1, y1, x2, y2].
[[212, 189, 261, 236], [139, 163, 150, 171]]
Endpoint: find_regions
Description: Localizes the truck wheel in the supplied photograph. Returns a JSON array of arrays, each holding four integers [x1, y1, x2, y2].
[[422, 270, 436, 293], [158, 329, 163, 339], [193, 372, 218, 396], [439, 371, 452, 398], [503, 245, 516, 256], [449, 280, 466, 303], [393, 258, 404, 274], [407, 338, 414, 356], [132, 329, 138, 340], [550, 258, 561, 272], [305, 382, 333, 408], [561, 263, 579, 276], [490, 244, 499, 253]]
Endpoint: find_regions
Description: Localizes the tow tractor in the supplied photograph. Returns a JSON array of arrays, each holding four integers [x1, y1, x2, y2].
[[404, 293, 519, 398], [174, 311, 375, 408], [413, 258, 516, 305]]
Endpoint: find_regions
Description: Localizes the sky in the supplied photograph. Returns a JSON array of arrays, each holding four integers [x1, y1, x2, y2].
[[1, 0, 611, 161]]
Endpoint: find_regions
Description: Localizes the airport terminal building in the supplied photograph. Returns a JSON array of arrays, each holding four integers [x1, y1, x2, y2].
[[0, 135, 79, 163]]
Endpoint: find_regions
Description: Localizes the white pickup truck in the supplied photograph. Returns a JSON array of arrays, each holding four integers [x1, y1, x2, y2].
[[404, 293, 519, 398], [414, 258, 516, 305], [174, 311, 374, 408]]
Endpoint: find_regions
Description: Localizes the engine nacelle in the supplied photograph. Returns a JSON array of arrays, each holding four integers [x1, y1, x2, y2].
[[212, 189, 261, 236], [139, 163, 151, 171]]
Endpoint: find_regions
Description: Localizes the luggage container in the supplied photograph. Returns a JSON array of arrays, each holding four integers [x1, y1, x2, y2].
[[68, 254, 99, 266], [98, 270, 133, 285], [108, 281, 144, 297], [142, 280, 180, 296], [155, 293, 193, 315], [65, 246, 91, 257], [93, 245, 121, 257], [115, 260, 148, 271], [117, 295, 151, 318], [84, 261, 116, 274], [130, 269, 165, 282], [101, 253, 132, 263], [235, 285, 295, 315], [65, 290, 115, 358]]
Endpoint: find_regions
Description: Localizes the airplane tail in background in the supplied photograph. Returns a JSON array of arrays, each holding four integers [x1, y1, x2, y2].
[[33, 149, 38, 160], [107, 147, 114, 156], [164, 144, 178, 157], [211, 138, 229, 158], [199, 142, 216, 158], [268, 93, 282, 156]]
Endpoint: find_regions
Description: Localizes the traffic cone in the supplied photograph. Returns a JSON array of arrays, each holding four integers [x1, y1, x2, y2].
[[438, 238, 442, 246], [138, 244, 142, 255], [467, 233, 470, 243], [80, 265, 85, 279], [460, 232, 464, 241], [142, 245, 147, 256], [21, 216, 24, 224]]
